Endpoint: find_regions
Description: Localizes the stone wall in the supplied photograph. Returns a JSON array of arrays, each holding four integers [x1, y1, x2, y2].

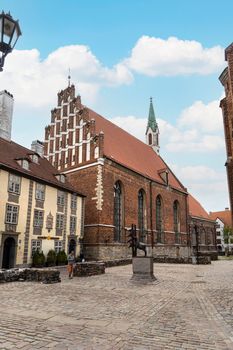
[[73, 262, 105, 277], [0, 268, 61, 284]]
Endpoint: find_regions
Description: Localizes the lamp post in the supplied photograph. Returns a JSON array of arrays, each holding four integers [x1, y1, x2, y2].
[[0, 11, 21, 71]]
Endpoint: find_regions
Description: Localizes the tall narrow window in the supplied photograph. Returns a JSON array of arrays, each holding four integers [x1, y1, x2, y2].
[[35, 183, 45, 201], [8, 174, 21, 195], [57, 190, 65, 206], [5, 204, 19, 224], [114, 181, 123, 242], [156, 195, 163, 243], [148, 133, 152, 145], [138, 189, 146, 242], [173, 200, 180, 243]]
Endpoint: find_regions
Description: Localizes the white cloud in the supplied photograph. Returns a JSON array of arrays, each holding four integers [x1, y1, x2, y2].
[[170, 165, 225, 182], [124, 36, 224, 76], [169, 165, 228, 212], [110, 96, 225, 154], [178, 99, 223, 132], [109, 116, 146, 142], [109, 112, 228, 211], [0, 45, 133, 109]]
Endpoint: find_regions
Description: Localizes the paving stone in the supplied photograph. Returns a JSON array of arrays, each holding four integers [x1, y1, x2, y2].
[[0, 261, 233, 349]]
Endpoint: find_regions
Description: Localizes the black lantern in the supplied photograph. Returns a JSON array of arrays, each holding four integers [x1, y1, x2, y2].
[[0, 11, 22, 71]]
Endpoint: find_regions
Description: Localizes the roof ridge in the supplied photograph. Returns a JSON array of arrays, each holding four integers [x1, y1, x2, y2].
[[0, 137, 37, 155], [87, 107, 158, 153]]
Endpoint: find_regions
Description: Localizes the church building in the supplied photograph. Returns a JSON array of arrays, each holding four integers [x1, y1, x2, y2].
[[44, 84, 216, 261]]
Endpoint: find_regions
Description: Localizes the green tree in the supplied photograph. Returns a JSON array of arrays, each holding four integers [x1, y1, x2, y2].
[[223, 226, 233, 255]]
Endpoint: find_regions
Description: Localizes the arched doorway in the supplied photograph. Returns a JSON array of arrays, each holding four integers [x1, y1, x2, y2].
[[2, 237, 16, 269], [68, 239, 76, 255]]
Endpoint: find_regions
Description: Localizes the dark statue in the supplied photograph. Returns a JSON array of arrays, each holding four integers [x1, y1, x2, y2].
[[128, 224, 147, 257]]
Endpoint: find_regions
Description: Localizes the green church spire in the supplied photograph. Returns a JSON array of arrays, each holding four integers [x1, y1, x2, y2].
[[146, 97, 157, 133]]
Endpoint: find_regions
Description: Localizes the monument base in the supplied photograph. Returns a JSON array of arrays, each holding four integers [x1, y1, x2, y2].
[[131, 256, 157, 283]]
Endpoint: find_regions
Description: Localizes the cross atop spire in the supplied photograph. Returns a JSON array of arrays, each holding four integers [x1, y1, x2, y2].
[[146, 97, 157, 133]]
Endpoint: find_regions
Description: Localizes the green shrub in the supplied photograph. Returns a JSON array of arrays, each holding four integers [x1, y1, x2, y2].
[[32, 250, 45, 267], [56, 250, 67, 265], [46, 249, 56, 266]]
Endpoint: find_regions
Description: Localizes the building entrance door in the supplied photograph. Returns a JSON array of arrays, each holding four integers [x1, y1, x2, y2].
[[2, 237, 16, 269]]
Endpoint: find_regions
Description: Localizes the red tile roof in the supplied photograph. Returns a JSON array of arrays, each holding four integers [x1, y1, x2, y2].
[[209, 210, 232, 227], [0, 137, 84, 195], [188, 193, 212, 220], [88, 108, 186, 192]]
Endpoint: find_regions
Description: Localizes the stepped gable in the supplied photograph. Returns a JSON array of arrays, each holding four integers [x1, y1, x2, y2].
[[87, 107, 185, 192], [0, 137, 84, 195], [188, 193, 211, 220], [209, 210, 232, 227]]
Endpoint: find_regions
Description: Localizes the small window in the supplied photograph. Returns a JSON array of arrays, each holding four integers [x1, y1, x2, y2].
[[54, 240, 63, 253], [8, 174, 21, 195], [5, 204, 19, 224], [55, 174, 66, 183], [60, 175, 66, 183], [70, 216, 77, 233], [31, 154, 39, 163], [31, 240, 41, 255], [57, 191, 65, 206], [22, 159, 29, 170], [56, 214, 64, 229], [148, 133, 152, 145], [71, 194, 77, 210], [35, 183, 45, 201], [33, 210, 44, 227]]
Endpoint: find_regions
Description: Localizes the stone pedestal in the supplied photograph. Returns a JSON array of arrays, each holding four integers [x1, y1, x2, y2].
[[131, 257, 157, 283]]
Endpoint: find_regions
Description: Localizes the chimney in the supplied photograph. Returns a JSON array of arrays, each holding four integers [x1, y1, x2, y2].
[[0, 90, 14, 141], [31, 140, 44, 157]]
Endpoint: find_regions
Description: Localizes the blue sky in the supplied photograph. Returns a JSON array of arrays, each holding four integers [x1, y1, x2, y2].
[[1, 0, 232, 212]]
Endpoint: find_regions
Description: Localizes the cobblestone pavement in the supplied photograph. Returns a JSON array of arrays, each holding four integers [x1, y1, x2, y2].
[[0, 261, 233, 350]]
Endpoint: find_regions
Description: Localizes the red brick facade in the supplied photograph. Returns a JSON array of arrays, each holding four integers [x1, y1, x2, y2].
[[44, 85, 216, 261], [219, 43, 233, 227]]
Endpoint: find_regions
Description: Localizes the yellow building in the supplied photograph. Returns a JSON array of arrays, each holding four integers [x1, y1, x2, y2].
[[0, 137, 85, 268]]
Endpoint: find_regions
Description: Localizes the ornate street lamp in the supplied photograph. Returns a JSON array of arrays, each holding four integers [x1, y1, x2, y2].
[[0, 11, 22, 71]]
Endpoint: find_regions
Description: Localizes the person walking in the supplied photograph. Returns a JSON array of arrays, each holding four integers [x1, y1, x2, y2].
[[67, 251, 75, 279]]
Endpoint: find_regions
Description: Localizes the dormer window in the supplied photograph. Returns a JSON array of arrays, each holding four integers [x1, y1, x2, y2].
[[55, 174, 66, 183], [22, 159, 29, 170], [16, 158, 30, 170], [31, 154, 39, 164], [60, 174, 66, 183]]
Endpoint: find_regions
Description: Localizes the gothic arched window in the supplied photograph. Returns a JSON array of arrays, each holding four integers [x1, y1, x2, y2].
[[138, 189, 146, 242], [173, 200, 180, 243], [114, 181, 123, 242], [156, 195, 163, 242]]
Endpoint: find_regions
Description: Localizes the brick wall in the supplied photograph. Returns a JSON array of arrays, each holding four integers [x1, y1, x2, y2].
[[67, 158, 189, 260]]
